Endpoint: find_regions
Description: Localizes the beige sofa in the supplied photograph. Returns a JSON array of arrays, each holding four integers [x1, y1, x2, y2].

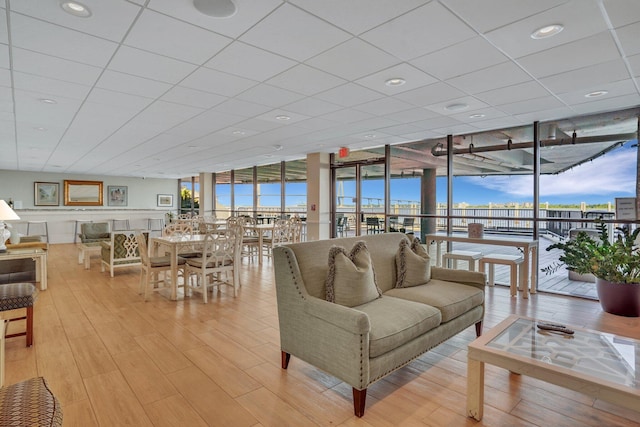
[[273, 232, 485, 417]]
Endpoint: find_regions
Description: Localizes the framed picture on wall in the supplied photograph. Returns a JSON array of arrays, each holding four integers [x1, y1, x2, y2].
[[107, 185, 128, 206], [157, 194, 173, 207], [34, 182, 59, 206]]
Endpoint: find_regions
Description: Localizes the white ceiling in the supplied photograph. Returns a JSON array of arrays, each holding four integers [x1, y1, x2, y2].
[[1, 0, 639, 178]]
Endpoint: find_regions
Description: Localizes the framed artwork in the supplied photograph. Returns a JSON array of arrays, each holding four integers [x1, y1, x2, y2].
[[157, 194, 173, 207], [34, 182, 59, 206], [107, 185, 128, 206], [64, 180, 103, 206]]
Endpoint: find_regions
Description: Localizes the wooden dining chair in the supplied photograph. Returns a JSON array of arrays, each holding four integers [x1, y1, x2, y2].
[[135, 231, 186, 301]]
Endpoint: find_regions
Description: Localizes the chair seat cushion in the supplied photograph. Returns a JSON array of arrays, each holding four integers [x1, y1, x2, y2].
[[384, 279, 484, 323], [356, 296, 441, 358], [0, 377, 63, 427], [0, 283, 38, 311], [149, 256, 186, 267], [186, 257, 233, 268]]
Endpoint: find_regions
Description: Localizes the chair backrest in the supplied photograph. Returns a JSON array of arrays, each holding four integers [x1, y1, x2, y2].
[[135, 231, 150, 266], [163, 223, 193, 236], [200, 229, 238, 270], [81, 222, 110, 236], [110, 231, 146, 261], [271, 219, 291, 247], [403, 218, 415, 227], [366, 217, 380, 227]]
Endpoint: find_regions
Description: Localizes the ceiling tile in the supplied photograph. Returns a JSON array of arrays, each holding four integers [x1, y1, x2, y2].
[[498, 96, 566, 115], [239, 3, 351, 61], [12, 48, 102, 86], [385, 107, 441, 124], [147, 0, 283, 39], [10, 0, 140, 42], [10, 14, 118, 67], [210, 98, 272, 118], [395, 82, 466, 107], [603, 0, 640, 28], [13, 72, 91, 100], [306, 38, 399, 80], [236, 84, 305, 107], [441, 0, 570, 33], [204, 41, 297, 82], [556, 79, 638, 105], [476, 81, 551, 106], [108, 46, 197, 84], [628, 53, 640, 77], [315, 83, 383, 107], [446, 62, 532, 94], [569, 93, 640, 116], [424, 96, 490, 116], [410, 37, 508, 81], [288, 0, 429, 35], [180, 67, 258, 97], [539, 59, 631, 94], [484, 0, 607, 59], [160, 86, 227, 109], [352, 97, 415, 116], [284, 97, 343, 117], [96, 70, 172, 99], [254, 109, 310, 125], [0, 69, 10, 88], [124, 9, 232, 64], [616, 22, 640, 56], [266, 64, 346, 96], [354, 63, 438, 95], [0, 44, 9, 69], [517, 32, 620, 79], [360, 2, 476, 61], [319, 108, 374, 124]]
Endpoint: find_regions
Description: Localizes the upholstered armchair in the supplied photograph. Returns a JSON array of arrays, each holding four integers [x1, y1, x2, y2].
[[100, 231, 148, 277], [79, 222, 111, 243]]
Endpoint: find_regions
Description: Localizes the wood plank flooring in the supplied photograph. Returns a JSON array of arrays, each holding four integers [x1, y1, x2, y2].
[[3, 243, 640, 426]]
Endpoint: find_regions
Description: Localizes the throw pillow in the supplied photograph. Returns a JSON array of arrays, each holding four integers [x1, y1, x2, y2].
[[325, 241, 381, 307], [395, 237, 431, 288]]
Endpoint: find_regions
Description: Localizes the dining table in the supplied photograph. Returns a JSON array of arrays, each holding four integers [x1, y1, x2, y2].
[[243, 223, 274, 264], [149, 233, 207, 300], [424, 233, 539, 296]]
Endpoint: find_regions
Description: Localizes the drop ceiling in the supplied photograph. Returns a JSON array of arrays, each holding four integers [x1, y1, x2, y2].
[[1, 0, 639, 179]]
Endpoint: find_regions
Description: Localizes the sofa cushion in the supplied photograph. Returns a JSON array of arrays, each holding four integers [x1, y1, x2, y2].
[[356, 296, 441, 358], [395, 237, 430, 288], [326, 241, 381, 308], [384, 279, 484, 323], [85, 232, 110, 240]]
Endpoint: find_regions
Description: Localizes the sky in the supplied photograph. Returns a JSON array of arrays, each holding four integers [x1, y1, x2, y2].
[[208, 141, 637, 208]]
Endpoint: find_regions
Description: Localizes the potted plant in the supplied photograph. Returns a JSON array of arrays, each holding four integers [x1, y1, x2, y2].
[[543, 221, 640, 317]]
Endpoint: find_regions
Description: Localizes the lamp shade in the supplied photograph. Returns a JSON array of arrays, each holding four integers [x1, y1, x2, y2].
[[0, 200, 20, 220]]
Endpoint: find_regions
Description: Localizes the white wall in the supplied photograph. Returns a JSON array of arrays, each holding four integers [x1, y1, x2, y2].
[[0, 170, 179, 243]]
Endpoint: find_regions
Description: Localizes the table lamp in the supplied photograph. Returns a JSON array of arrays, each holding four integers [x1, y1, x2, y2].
[[0, 199, 20, 252]]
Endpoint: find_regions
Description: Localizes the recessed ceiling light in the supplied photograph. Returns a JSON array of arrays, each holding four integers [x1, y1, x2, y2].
[[469, 114, 485, 119], [444, 103, 468, 111], [531, 24, 563, 39], [33, 126, 47, 131], [232, 130, 245, 135], [385, 77, 406, 87], [273, 145, 284, 151], [193, 0, 237, 18], [60, 1, 92, 17], [363, 134, 376, 139], [275, 115, 290, 121], [39, 98, 57, 104], [585, 90, 608, 98]]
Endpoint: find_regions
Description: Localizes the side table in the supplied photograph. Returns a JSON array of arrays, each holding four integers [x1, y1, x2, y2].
[[78, 242, 102, 270]]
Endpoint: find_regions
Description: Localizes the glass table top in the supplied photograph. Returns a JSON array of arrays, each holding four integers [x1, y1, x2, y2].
[[486, 318, 639, 389]]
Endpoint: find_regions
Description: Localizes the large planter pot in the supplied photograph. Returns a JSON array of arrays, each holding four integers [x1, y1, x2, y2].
[[596, 278, 640, 317]]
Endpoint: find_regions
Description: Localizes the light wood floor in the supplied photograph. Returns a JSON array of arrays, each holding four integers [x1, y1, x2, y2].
[[3, 243, 640, 427]]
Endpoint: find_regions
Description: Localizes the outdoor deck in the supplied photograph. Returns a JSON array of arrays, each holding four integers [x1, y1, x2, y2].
[[342, 226, 599, 300]]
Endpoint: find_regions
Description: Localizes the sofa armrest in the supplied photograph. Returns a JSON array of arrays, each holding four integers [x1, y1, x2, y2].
[[430, 267, 486, 290], [304, 297, 370, 335]]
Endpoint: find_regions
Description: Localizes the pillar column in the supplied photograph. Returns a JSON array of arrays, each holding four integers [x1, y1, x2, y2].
[[306, 153, 331, 241], [421, 168, 437, 241], [199, 173, 213, 216]]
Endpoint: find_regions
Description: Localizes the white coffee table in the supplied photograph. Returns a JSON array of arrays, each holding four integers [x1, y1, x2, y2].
[[77, 242, 102, 269], [467, 315, 640, 420]]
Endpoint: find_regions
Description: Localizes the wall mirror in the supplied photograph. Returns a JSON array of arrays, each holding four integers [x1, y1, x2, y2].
[[64, 180, 103, 206]]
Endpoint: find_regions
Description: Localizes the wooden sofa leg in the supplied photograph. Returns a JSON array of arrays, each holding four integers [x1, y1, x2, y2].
[[475, 321, 482, 337], [26, 306, 33, 347], [281, 351, 291, 369], [353, 388, 367, 417]]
